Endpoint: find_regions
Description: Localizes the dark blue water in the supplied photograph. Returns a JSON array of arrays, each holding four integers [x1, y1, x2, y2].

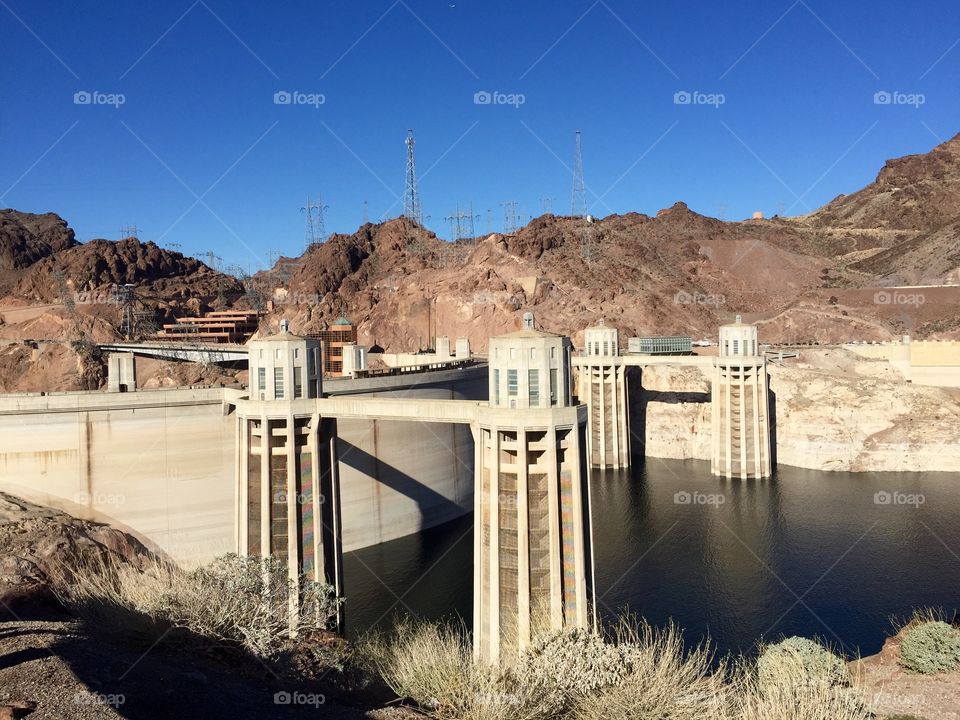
[[342, 459, 960, 658]]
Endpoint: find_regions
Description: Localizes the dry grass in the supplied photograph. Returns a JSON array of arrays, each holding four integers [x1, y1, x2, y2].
[[370, 617, 883, 720], [51, 552, 341, 659]]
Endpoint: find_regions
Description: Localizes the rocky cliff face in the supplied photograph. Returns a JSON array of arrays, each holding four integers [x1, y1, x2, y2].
[[637, 352, 960, 473]]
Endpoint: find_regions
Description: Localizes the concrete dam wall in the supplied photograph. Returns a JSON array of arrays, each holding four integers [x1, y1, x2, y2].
[[0, 365, 486, 566]]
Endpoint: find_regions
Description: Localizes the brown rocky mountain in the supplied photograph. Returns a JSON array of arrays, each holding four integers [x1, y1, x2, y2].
[[13, 236, 242, 306], [806, 132, 960, 232], [2, 130, 959, 362], [0, 210, 77, 294]]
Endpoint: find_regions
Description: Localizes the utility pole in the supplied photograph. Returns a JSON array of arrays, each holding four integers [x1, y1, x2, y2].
[[571, 130, 586, 218], [363, 199, 369, 224], [404, 129, 422, 225]]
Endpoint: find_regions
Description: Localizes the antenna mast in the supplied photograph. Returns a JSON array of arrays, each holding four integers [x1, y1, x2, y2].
[[571, 130, 586, 218], [404, 129, 422, 225]]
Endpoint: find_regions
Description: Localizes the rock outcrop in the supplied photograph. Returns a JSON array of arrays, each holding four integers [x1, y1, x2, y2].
[[0, 492, 152, 610]]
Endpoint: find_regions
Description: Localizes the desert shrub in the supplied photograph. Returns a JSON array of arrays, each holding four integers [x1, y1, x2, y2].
[[898, 620, 960, 674], [373, 618, 732, 720], [369, 619, 552, 720], [574, 621, 732, 720], [737, 680, 869, 720], [53, 552, 341, 659], [756, 637, 850, 692], [512, 627, 632, 715]]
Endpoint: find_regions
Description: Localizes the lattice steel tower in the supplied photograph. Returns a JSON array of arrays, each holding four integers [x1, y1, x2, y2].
[[302, 194, 328, 250], [404, 129, 422, 225], [571, 130, 586, 218]]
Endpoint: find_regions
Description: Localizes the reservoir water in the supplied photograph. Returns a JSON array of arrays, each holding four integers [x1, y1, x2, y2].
[[342, 459, 960, 658]]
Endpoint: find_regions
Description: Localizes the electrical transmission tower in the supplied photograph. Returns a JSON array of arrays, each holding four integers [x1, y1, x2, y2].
[[53, 268, 92, 351], [363, 199, 369, 224], [445, 202, 478, 242], [110, 283, 137, 339], [301, 194, 329, 250], [540, 197, 554, 214], [500, 201, 519, 234], [571, 130, 586, 218], [120, 224, 140, 239], [403, 129, 422, 225], [167, 242, 182, 252], [199, 251, 222, 270]]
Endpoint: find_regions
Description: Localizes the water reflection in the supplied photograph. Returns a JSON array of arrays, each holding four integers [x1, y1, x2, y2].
[[343, 459, 960, 657]]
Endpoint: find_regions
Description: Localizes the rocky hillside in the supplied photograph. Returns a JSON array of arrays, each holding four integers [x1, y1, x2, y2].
[[13, 236, 242, 306], [808, 132, 960, 232], [1, 131, 959, 360], [0, 210, 77, 294]]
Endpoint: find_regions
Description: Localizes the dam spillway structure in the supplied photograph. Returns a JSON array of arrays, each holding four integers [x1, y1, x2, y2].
[[711, 316, 772, 479], [235, 320, 343, 618], [580, 321, 630, 470], [474, 312, 596, 663]]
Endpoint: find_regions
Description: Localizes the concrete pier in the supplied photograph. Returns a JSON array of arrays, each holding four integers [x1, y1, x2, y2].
[[711, 317, 772, 479], [474, 314, 596, 663], [579, 322, 629, 469]]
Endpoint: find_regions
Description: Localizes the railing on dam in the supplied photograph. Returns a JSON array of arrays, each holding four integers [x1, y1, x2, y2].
[[350, 358, 477, 378]]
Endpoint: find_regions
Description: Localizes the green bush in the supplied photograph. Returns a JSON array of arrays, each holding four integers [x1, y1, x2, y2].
[[756, 637, 850, 692], [898, 621, 960, 674]]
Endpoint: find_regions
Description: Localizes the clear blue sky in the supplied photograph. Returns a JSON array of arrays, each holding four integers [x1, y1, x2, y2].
[[2, 0, 958, 272]]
